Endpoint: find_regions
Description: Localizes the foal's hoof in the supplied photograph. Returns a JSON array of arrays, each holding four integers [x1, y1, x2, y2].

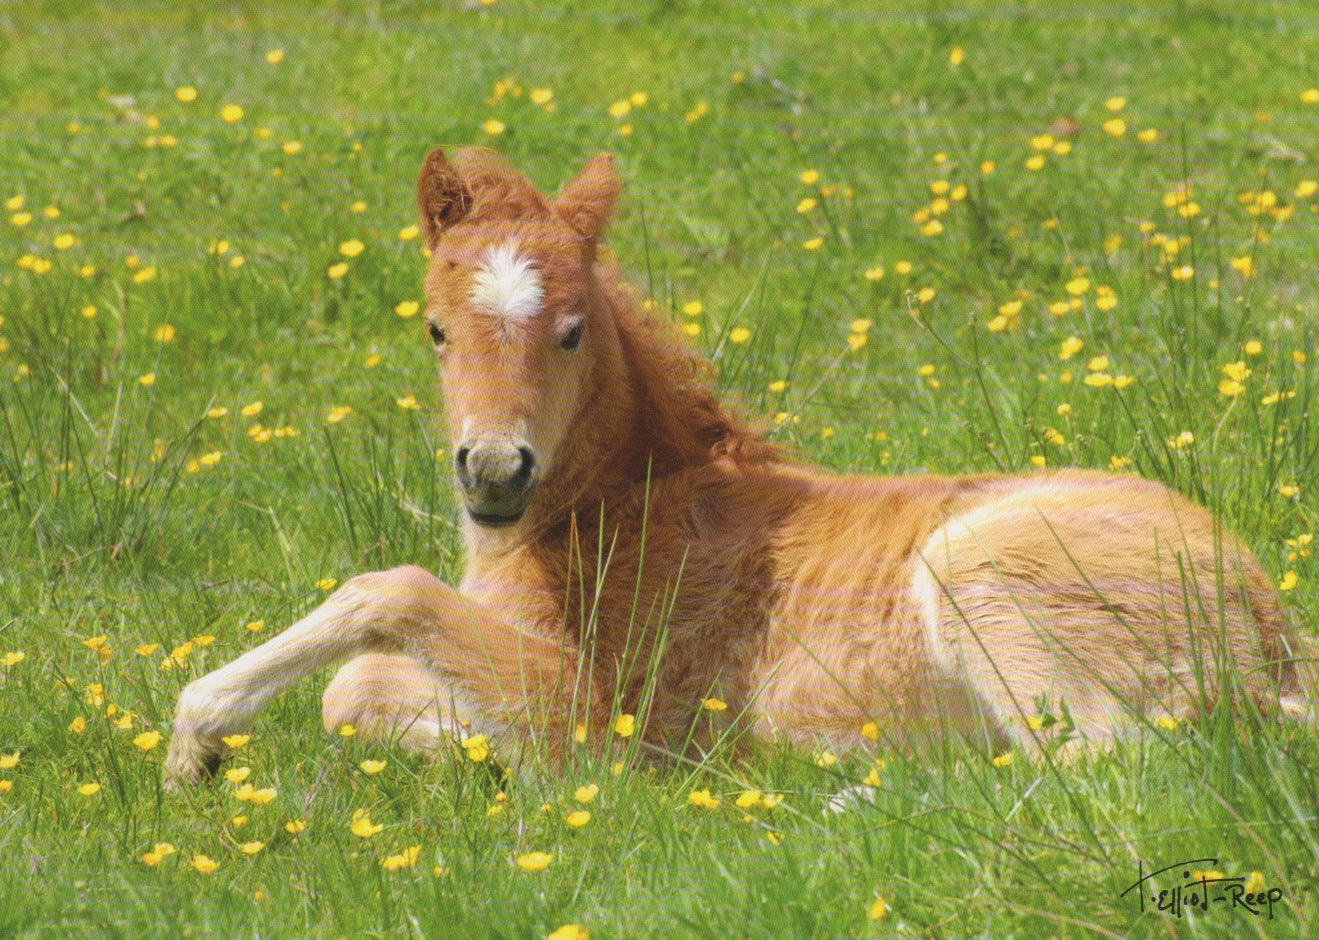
[[162, 733, 224, 789]]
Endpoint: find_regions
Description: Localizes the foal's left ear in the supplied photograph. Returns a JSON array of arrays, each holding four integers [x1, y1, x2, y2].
[[555, 153, 620, 243], [417, 147, 473, 246]]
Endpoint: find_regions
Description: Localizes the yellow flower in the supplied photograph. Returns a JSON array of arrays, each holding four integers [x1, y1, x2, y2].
[[338, 724, 356, 738], [1155, 715, 1180, 731], [860, 721, 879, 741], [614, 714, 636, 737], [1087, 355, 1109, 372], [574, 783, 599, 804], [396, 395, 422, 410], [565, 810, 591, 828], [132, 266, 158, 284], [141, 843, 176, 866], [916, 286, 936, 304], [219, 103, 244, 123], [727, 327, 751, 344], [687, 789, 720, 809], [1102, 118, 1126, 137], [1, 651, 24, 667], [80, 305, 97, 318], [481, 119, 506, 136], [548, 926, 589, 940], [282, 140, 302, 155], [1279, 484, 1300, 498], [327, 262, 349, 279], [69, 716, 86, 734], [948, 45, 965, 65], [991, 753, 1011, 767], [138, 373, 156, 387], [1302, 89, 1319, 105], [339, 239, 365, 258], [463, 733, 490, 762], [78, 782, 102, 796], [516, 851, 553, 872], [266, 48, 284, 64], [11, 211, 32, 226], [1084, 372, 1114, 388], [380, 845, 421, 871], [327, 405, 353, 423], [133, 731, 162, 751], [153, 324, 176, 343], [0, 753, 18, 770], [863, 266, 884, 281], [351, 809, 384, 838], [285, 819, 308, 834], [395, 300, 420, 318], [1110, 455, 1130, 470], [222, 734, 250, 749], [53, 233, 74, 250], [191, 854, 220, 874], [608, 99, 631, 118], [802, 236, 824, 250], [798, 169, 820, 185], [1245, 872, 1267, 895], [1025, 154, 1045, 171], [1171, 264, 1194, 281], [1137, 128, 1159, 143], [359, 759, 387, 775], [225, 767, 251, 784], [868, 896, 890, 921], [681, 300, 703, 317], [1059, 337, 1083, 360], [796, 197, 817, 213], [1065, 277, 1090, 296], [702, 697, 727, 712], [239, 841, 265, 856], [1279, 571, 1298, 592], [815, 751, 837, 768], [1105, 95, 1127, 112], [529, 88, 553, 105]]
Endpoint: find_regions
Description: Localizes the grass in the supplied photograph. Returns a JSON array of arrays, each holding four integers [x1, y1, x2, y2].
[[1, 0, 1318, 935]]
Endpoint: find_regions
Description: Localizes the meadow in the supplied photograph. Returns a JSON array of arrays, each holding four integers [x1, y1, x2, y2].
[[1, 1, 1318, 936]]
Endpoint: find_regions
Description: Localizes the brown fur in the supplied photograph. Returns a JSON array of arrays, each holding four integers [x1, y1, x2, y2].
[[164, 149, 1312, 784]]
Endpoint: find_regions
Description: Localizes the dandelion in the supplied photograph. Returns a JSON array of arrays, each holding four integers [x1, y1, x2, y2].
[[565, 810, 590, 828], [153, 324, 176, 343], [191, 854, 220, 874], [916, 286, 936, 304], [1155, 715, 1180, 731], [141, 843, 175, 866], [395, 300, 419, 318], [1102, 118, 1127, 137], [327, 262, 349, 279], [1245, 872, 1267, 894], [69, 716, 86, 734], [316, 578, 338, 591], [78, 782, 102, 796], [1171, 264, 1194, 281], [219, 104, 244, 124], [575, 783, 599, 804], [796, 197, 817, 213], [687, 789, 720, 809], [530, 88, 553, 105], [0, 753, 18, 770], [238, 841, 265, 856], [614, 714, 636, 737], [285, 819, 308, 834], [482, 119, 506, 136], [81, 305, 98, 318], [396, 395, 422, 410], [1025, 155, 1045, 171], [281, 140, 302, 155], [815, 751, 837, 768], [728, 327, 751, 344], [138, 373, 156, 387], [799, 169, 820, 185], [339, 239, 364, 258], [133, 731, 162, 751], [1, 652, 23, 667], [327, 405, 353, 423], [868, 896, 890, 921], [133, 266, 158, 284], [265, 48, 284, 64], [1065, 277, 1090, 296], [359, 759, 387, 775], [1302, 89, 1319, 105], [802, 236, 824, 250], [702, 697, 728, 712], [991, 753, 1011, 767], [11, 211, 32, 227], [864, 266, 884, 281], [948, 45, 965, 65], [516, 851, 553, 872], [1279, 571, 1298, 591], [225, 767, 251, 785], [53, 233, 74, 250]]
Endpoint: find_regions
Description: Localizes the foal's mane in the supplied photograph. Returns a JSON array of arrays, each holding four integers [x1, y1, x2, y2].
[[597, 272, 779, 476]]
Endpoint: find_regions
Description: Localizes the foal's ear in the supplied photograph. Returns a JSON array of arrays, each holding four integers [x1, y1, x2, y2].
[[417, 148, 473, 245], [555, 153, 620, 243]]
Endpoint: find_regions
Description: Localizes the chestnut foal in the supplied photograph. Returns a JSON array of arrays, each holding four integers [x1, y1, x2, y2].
[[165, 148, 1310, 784]]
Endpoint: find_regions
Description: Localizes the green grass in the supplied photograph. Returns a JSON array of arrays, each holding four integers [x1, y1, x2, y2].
[[2, 1, 1318, 936]]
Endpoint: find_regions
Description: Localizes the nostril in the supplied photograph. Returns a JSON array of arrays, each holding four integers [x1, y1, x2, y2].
[[513, 446, 536, 487]]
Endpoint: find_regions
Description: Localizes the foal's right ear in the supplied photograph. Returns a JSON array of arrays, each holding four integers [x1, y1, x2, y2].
[[417, 148, 473, 245]]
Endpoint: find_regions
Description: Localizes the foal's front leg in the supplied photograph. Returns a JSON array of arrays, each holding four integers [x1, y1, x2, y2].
[[164, 565, 571, 785]]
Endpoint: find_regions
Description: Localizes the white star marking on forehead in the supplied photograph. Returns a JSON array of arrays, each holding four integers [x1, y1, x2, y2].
[[469, 240, 544, 322]]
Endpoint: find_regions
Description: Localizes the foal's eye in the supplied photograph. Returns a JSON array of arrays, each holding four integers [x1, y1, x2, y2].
[[428, 323, 446, 347], [561, 321, 584, 352]]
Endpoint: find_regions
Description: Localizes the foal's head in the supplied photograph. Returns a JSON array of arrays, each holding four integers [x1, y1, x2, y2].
[[416, 147, 622, 528]]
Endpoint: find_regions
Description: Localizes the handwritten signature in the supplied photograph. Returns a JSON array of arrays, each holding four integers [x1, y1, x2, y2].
[[1120, 858, 1284, 920]]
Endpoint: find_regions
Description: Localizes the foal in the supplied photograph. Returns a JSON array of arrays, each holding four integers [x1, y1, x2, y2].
[[165, 148, 1310, 784]]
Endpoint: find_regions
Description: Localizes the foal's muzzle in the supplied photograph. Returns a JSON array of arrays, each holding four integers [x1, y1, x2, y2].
[[454, 439, 538, 526]]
